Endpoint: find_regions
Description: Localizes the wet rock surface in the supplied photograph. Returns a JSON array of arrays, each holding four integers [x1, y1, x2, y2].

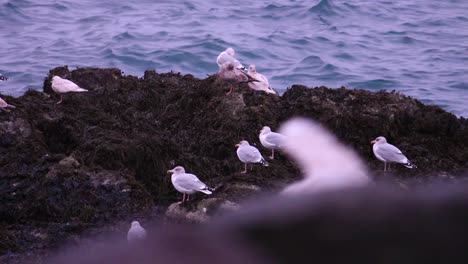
[[1, 66, 467, 262]]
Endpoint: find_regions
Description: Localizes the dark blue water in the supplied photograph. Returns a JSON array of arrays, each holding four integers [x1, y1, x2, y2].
[[1, 0, 467, 116]]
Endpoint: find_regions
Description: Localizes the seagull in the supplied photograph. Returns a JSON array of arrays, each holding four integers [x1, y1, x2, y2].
[[216, 47, 246, 70], [51, 76, 88, 104], [218, 62, 258, 94], [259, 126, 285, 159], [0, 74, 7, 81], [247, 65, 277, 95], [127, 221, 147, 244], [371, 136, 416, 172], [235, 140, 269, 174], [167, 166, 214, 203], [279, 118, 370, 195], [0, 96, 16, 112]]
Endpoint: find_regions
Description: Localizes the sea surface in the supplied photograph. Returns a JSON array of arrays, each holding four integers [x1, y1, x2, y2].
[[1, 0, 467, 116]]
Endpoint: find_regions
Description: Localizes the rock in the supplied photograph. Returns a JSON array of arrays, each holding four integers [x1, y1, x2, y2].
[[1, 66, 467, 261], [58, 156, 80, 167], [165, 198, 241, 223]]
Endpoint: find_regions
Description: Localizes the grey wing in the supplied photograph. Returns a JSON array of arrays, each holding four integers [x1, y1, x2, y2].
[[239, 146, 262, 162], [377, 144, 408, 163], [174, 174, 207, 191], [265, 132, 286, 147]]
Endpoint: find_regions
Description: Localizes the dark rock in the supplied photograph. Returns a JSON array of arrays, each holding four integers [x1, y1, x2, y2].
[[0, 66, 467, 261]]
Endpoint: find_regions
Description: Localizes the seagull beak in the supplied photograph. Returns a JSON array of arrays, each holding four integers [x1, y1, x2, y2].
[[371, 140, 376, 144], [166, 169, 173, 174], [235, 144, 240, 147]]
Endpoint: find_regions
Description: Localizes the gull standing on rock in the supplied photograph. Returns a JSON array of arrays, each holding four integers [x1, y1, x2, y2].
[[247, 65, 277, 95], [216, 47, 246, 70], [167, 166, 214, 203], [127, 221, 146, 244], [51, 76, 88, 104], [259, 126, 285, 159], [280, 118, 370, 195], [235, 140, 269, 173], [0, 96, 16, 112], [218, 62, 258, 94], [371, 136, 416, 172]]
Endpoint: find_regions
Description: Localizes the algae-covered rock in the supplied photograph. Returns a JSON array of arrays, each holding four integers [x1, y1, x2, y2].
[[0, 66, 467, 260]]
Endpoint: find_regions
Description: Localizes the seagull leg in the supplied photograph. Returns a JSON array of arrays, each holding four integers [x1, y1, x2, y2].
[[270, 149, 275, 160], [186, 195, 190, 201], [226, 85, 234, 95], [56, 94, 63, 104], [383, 163, 387, 172], [178, 193, 186, 204], [241, 163, 247, 174], [388, 163, 391, 172]]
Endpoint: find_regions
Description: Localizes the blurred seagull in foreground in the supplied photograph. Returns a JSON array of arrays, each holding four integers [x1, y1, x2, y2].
[[167, 166, 214, 203], [218, 62, 259, 94], [216, 47, 246, 71], [279, 118, 370, 195], [235, 140, 269, 173], [0, 96, 16, 112], [371, 136, 416, 171], [247, 65, 277, 95], [127, 221, 146, 244], [51, 76, 88, 104], [259, 126, 285, 159]]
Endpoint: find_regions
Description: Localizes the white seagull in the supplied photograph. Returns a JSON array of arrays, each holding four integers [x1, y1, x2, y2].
[[259, 126, 285, 159], [247, 65, 277, 95], [218, 62, 258, 94], [235, 140, 269, 174], [167, 166, 213, 203], [279, 118, 370, 195], [371, 136, 416, 172], [51, 76, 88, 104], [216, 47, 246, 70], [127, 221, 147, 244], [0, 96, 16, 112]]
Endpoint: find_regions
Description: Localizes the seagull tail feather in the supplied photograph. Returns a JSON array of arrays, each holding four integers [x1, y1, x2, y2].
[[259, 158, 269, 167], [404, 161, 417, 169]]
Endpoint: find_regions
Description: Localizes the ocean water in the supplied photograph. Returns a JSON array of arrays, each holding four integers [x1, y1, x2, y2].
[[0, 0, 467, 116]]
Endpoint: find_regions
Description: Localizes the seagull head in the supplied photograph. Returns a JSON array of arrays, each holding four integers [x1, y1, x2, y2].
[[131, 221, 141, 227], [371, 136, 387, 145], [167, 166, 185, 174], [235, 140, 249, 148], [260, 126, 271, 134], [52, 75, 61, 82], [226, 47, 236, 57]]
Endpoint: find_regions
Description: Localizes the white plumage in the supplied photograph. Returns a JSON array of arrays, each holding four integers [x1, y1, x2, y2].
[[216, 47, 245, 70], [127, 221, 146, 244], [51, 76, 88, 104], [259, 126, 285, 159], [279, 118, 370, 195], [371, 136, 416, 171], [235, 140, 269, 173], [0, 96, 16, 112], [167, 166, 213, 203], [247, 65, 277, 95]]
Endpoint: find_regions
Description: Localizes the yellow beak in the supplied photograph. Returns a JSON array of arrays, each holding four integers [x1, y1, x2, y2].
[[167, 169, 173, 174], [235, 144, 240, 147], [371, 140, 376, 144]]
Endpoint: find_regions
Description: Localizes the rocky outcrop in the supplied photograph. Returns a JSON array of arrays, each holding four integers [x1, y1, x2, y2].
[[0, 66, 467, 260]]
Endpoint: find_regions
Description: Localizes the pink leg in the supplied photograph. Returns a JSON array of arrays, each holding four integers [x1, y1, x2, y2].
[[241, 163, 247, 174], [56, 94, 63, 104], [186, 195, 190, 201], [226, 85, 234, 95], [270, 149, 275, 159]]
